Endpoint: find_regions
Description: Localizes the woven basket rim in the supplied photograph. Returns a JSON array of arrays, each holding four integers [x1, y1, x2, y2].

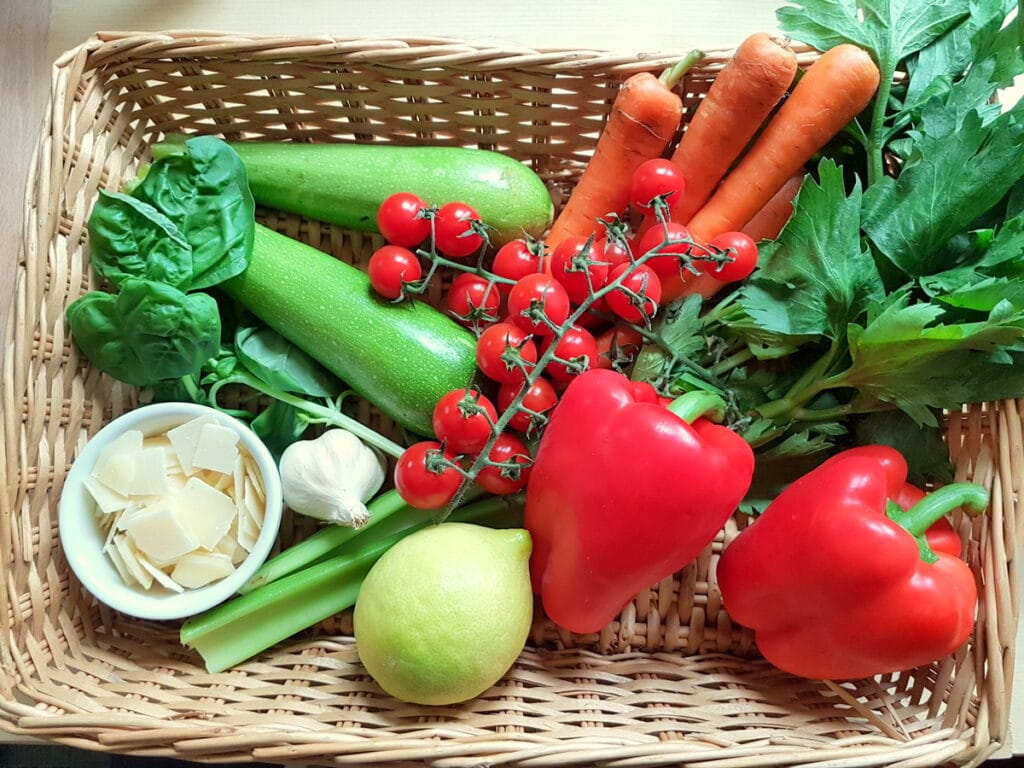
[[1, 30, 1018, 768]]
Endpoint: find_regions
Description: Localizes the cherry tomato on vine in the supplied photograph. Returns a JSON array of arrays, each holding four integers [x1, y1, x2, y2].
[[549, 236, 609, 306], [605, 263, 662, 323], [701, 231, 759, 283], [630, 158, 686, 216], [476, 322, 537, 384], [434, 201, 484, 258], [539, 325, 599, 381], [476, 433, 532, 495], [492, 238, 544, 288], [596, 235, 632, 269], [376, 192, 431, 248], [367, 245, 422, 300], [595, 325, 644, 370], [497, 377, 558, 433], [394, 441, 463, 510], [431, 388, 498, 454], [506, 272, 570, 336], [445, 272, 501, 327], [635, 221, 693, 277]]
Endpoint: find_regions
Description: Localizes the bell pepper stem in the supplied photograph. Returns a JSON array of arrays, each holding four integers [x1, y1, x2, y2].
[[666, 390, 727, 424], [897, 483, 990, 537], [888, 482, 989, 564]]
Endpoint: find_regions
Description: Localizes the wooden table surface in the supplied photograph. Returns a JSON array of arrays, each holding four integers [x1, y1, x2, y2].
[[1, 0, 1021, 759]]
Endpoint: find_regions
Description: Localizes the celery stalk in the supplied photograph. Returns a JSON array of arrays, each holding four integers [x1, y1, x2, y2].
[[182, 538, 391, 673], [181, 494, 522, 672], [241, 486, 487, 593]]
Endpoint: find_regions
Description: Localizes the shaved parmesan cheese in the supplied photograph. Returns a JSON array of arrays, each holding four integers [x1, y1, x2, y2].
[[128, 447, 168, 496], [166, 416, 216, 476], [172, 552, 236, 589], [192, 423, 240, 474], [138, 554, 186, 593], [115, 533, 154, 590], [123, 502, 199, 565], [83, 475, 129, 515], [91, 415, 267, 593], [175, 477, 237, 550]]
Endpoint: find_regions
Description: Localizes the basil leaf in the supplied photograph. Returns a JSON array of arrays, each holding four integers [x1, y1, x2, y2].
[[67, 278, 221, 387], [235, 325, 341, 398], [739, 159, 884, 340], [132, 135, 255, 290], [87, 191, 193, 289], [250, 401, 310, 461]]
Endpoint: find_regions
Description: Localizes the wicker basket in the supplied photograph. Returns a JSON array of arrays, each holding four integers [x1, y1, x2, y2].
[[1, 31, 1020, 767]]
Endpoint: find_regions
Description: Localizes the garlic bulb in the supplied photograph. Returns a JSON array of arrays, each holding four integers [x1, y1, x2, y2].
[[279, 429, 385, 527]]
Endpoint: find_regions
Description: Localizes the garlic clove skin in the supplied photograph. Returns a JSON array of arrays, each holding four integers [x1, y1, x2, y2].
[[279, 429, 386, 528]]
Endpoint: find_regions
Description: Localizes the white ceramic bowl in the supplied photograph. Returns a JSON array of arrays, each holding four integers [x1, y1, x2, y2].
[[59, 402, 283, 621]]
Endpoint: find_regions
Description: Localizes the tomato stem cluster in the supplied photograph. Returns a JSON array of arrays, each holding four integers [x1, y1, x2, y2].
[[373, 184, 757, 516]]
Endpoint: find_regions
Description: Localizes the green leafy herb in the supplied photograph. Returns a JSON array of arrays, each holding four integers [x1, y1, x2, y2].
[[862, 104, 1024, 276], [66, 278, 221, 387], [853, 409, 954, 484], [250, 401, 310, 460], [840, 292, 1024, 423], [234, 325, 341, 398], [740, 159, 884, 340], [87, 191, 193, 289], [132, 135, 255, 290]]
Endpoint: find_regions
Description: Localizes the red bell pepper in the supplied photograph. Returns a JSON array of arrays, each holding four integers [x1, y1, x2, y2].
[[524, 368, 754, 634], [716, 445, 988, 680]]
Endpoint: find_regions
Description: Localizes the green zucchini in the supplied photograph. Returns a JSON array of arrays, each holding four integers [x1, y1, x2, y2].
[[224, 142, 554, 245], [223, 224, 478, 437]]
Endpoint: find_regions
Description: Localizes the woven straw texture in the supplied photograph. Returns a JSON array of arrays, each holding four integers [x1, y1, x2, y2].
[[1, 31, 1021, 768]]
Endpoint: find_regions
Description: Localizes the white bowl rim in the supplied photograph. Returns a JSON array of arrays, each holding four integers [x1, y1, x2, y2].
[[58, 401, 283, 621]]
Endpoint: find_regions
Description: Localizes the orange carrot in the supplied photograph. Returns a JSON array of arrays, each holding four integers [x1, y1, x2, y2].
[[545, 55, 700, 250], [685, 44, 880, 245], [742, 171, 805, 241], [671, 33, 798, 225]]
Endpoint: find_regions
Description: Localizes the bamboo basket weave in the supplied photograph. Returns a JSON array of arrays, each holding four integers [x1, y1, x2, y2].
[[1, 31, 1021, 768]]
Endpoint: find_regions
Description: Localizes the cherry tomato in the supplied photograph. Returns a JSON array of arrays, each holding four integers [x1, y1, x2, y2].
[[476, 433, 532, 495], [376, 192, 431, 248], [506, 273, 570, 336], [596, 235, 632, 269], [476, 322, 538, 383], [394, 441, 463, 510], [497, 378, 558, 433], [492, 239, 544, 289], [434, 201, 484, 258], [549, 236, 610, 306], [445, 273, 501, 327], [595, 325, 644, 370], [367, 245, 422, 300], [540, 325, 599, 381], [635, 221, 693, 277], [432, 388, 498, 454], [605, 263, 662, 323], [702, 231, 759, 283], [630, 158, 686, 215]]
